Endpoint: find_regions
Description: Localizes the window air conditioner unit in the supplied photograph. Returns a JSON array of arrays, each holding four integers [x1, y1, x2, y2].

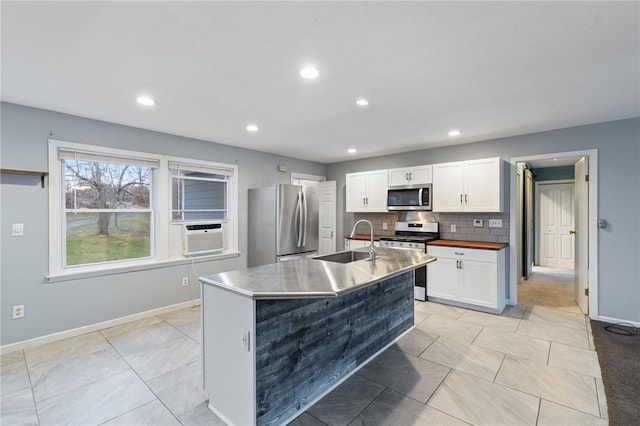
[[183, 223, 224, 256]]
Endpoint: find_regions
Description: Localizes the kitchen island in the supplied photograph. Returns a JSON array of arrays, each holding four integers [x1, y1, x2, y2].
[[199, 247, 435, 426]]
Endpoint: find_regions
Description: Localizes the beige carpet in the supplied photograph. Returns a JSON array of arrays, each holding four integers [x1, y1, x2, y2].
[[518, 266, 584, 314]]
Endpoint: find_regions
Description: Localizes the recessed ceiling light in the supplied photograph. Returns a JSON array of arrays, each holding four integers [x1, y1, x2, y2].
[[553, 158, 558, 161], [448, 129, 462, 137], [136, 96, 156, 106], [246, 124, 259, 132], [300, 66, 319, 79], [348, 148, 357, 154], [356, 99, 369, 107]]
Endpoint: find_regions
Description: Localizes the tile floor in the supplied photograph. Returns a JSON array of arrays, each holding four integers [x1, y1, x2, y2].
[[1, 301, 608, 426]]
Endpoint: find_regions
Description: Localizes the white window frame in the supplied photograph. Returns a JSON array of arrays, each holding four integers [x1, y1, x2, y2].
[[48, 139, 239, 279], [169, 160, 234, 223]]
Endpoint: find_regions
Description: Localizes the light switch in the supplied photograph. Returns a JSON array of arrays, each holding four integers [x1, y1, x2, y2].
[[489, 219, 502, 228], [12, 223, 24, 236]]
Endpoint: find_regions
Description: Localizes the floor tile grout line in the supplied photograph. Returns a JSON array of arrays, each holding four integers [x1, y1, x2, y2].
[[423, 367, 454, 408], [494, 359, 602, 418], [336, 383, 386, 425], [99, 315, 186, 425], [534, 397, 542, 426], [21, 350, 41, 426], [491, 351, 508, 384], [27, 344, 133, 410], [593, 376, 604, 419], [538, 396, 606, 421]]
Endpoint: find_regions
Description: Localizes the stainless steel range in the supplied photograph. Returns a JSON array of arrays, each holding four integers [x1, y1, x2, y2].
[[379, 221, 439, 301]]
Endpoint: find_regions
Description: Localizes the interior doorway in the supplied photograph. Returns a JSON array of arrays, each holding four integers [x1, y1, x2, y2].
[[518, 266, 582, 314], [536, 181, 575, 270], [510, 150, 598, 318]]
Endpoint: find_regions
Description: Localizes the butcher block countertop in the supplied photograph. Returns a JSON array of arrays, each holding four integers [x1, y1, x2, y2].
[[429, 239, 508, 250]]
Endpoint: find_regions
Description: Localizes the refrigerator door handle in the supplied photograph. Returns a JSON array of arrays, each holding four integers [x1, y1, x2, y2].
[[302, 190, 308, 247], [296, 190, 304, 247]]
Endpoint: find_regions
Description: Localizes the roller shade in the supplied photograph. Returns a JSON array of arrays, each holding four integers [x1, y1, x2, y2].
[[58, 149, 159, 168]]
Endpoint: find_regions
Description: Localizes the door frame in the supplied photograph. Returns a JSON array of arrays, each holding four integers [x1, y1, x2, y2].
[[291, 172, 326, 185], [509, 149, 598, 319], [534, 179, 574, 266]]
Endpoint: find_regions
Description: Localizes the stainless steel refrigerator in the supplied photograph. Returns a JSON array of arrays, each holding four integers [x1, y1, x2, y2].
[[248, 184, 319, 267]]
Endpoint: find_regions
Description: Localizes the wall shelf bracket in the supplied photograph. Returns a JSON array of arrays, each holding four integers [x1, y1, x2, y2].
[[1, 168, 49, 188]]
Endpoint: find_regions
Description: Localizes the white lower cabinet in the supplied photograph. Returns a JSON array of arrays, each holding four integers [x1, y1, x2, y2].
[[427, 245, 506, 312], [344, 238, 380, 250]]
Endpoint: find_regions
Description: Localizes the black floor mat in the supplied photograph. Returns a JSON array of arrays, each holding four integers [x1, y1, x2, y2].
[[590, 320, 640, 426]]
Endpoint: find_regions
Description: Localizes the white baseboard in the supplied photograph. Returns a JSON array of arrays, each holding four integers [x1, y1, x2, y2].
[[0, 299, 201, 355], [596, 315, 640, 328]]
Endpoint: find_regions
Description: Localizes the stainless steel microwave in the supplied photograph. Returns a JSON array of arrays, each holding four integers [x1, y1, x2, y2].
[[387, 184, 432, 211]]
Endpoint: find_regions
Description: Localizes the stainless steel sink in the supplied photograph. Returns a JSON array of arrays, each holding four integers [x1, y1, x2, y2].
[[314, 250, 376, 263]]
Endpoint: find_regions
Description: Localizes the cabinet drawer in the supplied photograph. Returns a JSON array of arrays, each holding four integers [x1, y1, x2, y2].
[[427, 246, 497, 263]]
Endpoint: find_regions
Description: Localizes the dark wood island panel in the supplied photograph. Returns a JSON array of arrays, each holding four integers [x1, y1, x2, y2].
[[254, 272, 414, 425]]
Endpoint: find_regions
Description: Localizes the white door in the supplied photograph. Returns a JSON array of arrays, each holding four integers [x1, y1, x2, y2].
[[318, 181, 336, 255], [574, 157, 589, 314], [539, 183, 575, 269], [524, 169, 534, 279]]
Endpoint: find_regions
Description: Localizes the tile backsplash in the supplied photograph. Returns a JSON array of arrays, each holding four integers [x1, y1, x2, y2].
[[352, 211, 510, 243]]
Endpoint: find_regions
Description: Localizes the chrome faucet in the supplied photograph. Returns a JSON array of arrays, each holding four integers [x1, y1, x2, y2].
[[350, 219, 376, 261]]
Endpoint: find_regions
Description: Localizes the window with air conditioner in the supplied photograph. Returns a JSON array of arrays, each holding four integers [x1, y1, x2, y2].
[[48, 140, 239, 277]]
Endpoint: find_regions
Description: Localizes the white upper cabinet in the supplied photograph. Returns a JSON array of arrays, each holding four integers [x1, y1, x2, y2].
[[433, 157, 503, 212], [388, 165, 432, 186], [346, 170, 388, 212]]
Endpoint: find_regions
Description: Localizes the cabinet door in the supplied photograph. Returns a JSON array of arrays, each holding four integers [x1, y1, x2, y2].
[[464, 158, 502, 212], [460, 260, 497, 308], [426, 257, 460, 300], [345, 172, 367, 212], [388, 168, 410, 186], [432, 162, 464, 212], [410, 165, 433, 184], [365, 170, 389, 212]]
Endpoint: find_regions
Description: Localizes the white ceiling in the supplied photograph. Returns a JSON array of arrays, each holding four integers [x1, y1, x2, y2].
[[2, 1, 638, 164]]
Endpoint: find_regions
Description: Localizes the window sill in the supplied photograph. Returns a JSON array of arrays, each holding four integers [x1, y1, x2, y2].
[[46, 251, 241, 283]]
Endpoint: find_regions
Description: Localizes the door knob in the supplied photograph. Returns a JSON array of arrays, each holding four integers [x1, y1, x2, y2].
[[569, 230, 576, 235]]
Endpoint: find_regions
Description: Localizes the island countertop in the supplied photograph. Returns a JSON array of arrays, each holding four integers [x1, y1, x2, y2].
[[199, 247, 436, 300]]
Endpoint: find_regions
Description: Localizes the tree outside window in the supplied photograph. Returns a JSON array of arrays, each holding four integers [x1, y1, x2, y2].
[[63, 158, 152, 266]]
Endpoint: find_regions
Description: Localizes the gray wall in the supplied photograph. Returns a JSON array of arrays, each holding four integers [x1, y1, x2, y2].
[[328, 118, 640, 323], [0, 102, 327, 345]]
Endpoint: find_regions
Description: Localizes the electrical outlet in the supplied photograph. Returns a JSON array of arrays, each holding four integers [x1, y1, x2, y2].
[[382, 222, 388, 230], [182, 277, 189, 287], [12, 305, 24, 319], [489, 219, 503, 228], [473, 219, 484, 227], [450, 224, 457, 232], [241, 329, 250, 351], [12, 223, 24, 236]]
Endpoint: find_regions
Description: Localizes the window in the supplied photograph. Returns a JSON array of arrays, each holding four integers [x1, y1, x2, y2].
[[170, 162, 232, 222], [49, 140, 238, 277]]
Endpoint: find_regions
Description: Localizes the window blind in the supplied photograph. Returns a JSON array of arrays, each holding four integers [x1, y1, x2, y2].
[[58, 149, 160, 168], [168, 161, 234, 176]]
